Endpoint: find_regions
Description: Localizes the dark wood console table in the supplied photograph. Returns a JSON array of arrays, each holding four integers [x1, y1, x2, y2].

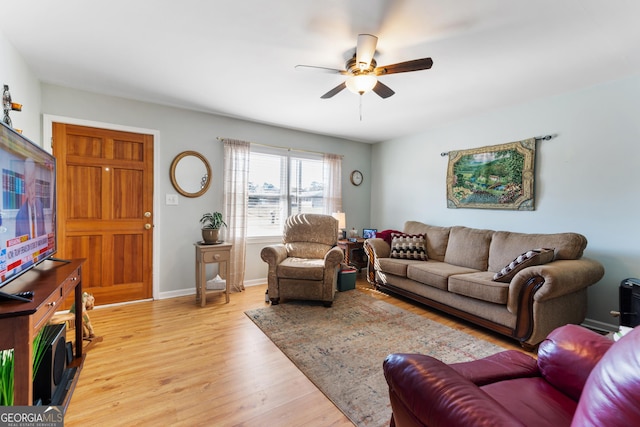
[[0, 259, 85, 409], [337, 238, 368, 271]]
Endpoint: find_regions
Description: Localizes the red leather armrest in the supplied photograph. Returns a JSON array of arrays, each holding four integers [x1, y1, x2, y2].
[[449, 350, 539, 386], [538, 324, 613, 401], [384, 353, 526, 427], [572, 325, 640, 426]]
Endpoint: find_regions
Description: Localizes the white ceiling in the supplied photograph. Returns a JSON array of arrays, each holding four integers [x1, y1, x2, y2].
[[2, 1, 639, 143]]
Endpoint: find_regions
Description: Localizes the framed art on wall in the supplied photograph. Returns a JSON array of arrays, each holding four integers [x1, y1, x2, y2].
[[446, 138, 536, 210]]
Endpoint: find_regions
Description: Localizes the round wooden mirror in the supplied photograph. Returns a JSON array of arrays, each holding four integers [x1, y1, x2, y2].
[[170, 151, 212, 198]]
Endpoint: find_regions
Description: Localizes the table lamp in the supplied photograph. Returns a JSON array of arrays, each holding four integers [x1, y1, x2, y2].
[[332, 212, 346, 239]]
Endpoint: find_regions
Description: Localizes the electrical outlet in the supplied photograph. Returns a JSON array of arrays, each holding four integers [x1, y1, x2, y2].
[[165, 194, 179, 205]]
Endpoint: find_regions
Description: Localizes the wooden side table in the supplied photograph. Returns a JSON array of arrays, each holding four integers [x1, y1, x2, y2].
[[194, 242, 232, 307], [337, 238, 368, 271]]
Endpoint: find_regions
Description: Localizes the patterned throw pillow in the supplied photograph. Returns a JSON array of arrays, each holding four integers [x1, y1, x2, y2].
[[390, 233, 427, 260], [493, 248, 555, 282]]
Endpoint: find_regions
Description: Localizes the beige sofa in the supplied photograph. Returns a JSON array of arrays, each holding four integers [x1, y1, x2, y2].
[[365, 221, 605, 349]]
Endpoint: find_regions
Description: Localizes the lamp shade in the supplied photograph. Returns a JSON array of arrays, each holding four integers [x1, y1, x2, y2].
[[332, 212, 346, 229], [345, 74, 377, 95]]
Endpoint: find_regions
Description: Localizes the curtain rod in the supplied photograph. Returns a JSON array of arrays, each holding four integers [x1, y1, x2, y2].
[[439, 135, 553, 157], [216, 136, 343, 158]]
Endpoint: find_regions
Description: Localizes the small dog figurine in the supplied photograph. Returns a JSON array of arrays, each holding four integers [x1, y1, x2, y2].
[[70, 292, 96, 339]]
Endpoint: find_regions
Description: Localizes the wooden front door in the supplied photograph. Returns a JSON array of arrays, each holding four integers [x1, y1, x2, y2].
[[53, 123, 154, 305]]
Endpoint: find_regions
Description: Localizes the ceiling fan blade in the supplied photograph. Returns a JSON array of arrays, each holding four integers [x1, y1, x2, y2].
[[320, 82, 347, 99], [356, 34, 378, 69], [372, 80, 395, 99], [295, 65, 346, 74], [375, 57, 433, 75]]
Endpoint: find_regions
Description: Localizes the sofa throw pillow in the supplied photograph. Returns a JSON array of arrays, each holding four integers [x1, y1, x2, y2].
[[390, 233, 428, 260], [493, 248, 555, 282]]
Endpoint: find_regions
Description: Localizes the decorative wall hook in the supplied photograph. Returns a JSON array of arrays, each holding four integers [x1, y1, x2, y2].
[[535, 135, 553, 141], [2, 84, 22, 129]]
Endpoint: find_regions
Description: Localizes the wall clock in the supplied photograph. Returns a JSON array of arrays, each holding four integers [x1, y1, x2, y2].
[[350, 170, 363, 186]]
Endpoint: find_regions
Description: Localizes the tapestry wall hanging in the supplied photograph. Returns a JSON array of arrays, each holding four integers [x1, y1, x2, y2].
[[446, 138, 536, 210]]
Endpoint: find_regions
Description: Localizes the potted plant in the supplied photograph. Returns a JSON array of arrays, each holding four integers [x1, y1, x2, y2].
[[200, 212, 227, 244], [0, 325, 55, 406], [0, 349, 13, 406]]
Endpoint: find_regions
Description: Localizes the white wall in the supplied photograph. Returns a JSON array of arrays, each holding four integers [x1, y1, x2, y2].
[[39, 84, 372, 297], [0, 29, 41, 142], [371, 74, 640, 330]]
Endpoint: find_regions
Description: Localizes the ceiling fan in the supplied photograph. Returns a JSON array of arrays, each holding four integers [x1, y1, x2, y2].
[[296, 34, 433, 99]]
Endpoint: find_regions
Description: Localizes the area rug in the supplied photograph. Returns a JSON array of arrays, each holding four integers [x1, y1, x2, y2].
[[245, 290, 507, 427]]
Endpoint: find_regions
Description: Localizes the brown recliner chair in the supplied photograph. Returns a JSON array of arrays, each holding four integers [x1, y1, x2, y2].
[[260, 213, 344, 307]]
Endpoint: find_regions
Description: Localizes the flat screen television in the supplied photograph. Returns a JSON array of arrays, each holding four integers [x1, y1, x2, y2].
[[0, 121, 57, 292]]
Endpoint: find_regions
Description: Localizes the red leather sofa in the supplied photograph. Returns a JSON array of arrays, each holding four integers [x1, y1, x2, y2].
[[383, 324, 640, 426]]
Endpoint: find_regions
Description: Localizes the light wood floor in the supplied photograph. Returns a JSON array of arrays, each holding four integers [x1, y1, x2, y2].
[[64, 278, 527, 427]]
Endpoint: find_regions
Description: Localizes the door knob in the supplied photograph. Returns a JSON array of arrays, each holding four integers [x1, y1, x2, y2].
[[144, 224, 152, 230], [144, 212, 151, 218]]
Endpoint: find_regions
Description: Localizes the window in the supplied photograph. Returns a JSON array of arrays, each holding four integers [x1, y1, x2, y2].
[[248, 147, 326, 237]]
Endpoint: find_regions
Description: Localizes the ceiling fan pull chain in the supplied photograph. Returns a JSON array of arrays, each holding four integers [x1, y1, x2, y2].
[[359, 95, 363, 121]]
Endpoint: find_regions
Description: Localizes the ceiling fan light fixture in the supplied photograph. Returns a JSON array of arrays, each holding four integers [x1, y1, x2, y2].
[[345, 74, 377, 95], [299, 33, 432, 100], [356, 34, 378, 69]]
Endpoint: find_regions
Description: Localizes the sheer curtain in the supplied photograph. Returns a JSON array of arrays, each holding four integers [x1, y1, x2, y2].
[[222, 139, 250, 292], [323, 153, 342, 215]]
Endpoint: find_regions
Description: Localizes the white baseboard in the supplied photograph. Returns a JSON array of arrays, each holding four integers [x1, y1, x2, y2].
[[581, 317, 618, 333], [244, 278, 267, 287], [157, 279, 266, 300], [158, 289, 195, 300]]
